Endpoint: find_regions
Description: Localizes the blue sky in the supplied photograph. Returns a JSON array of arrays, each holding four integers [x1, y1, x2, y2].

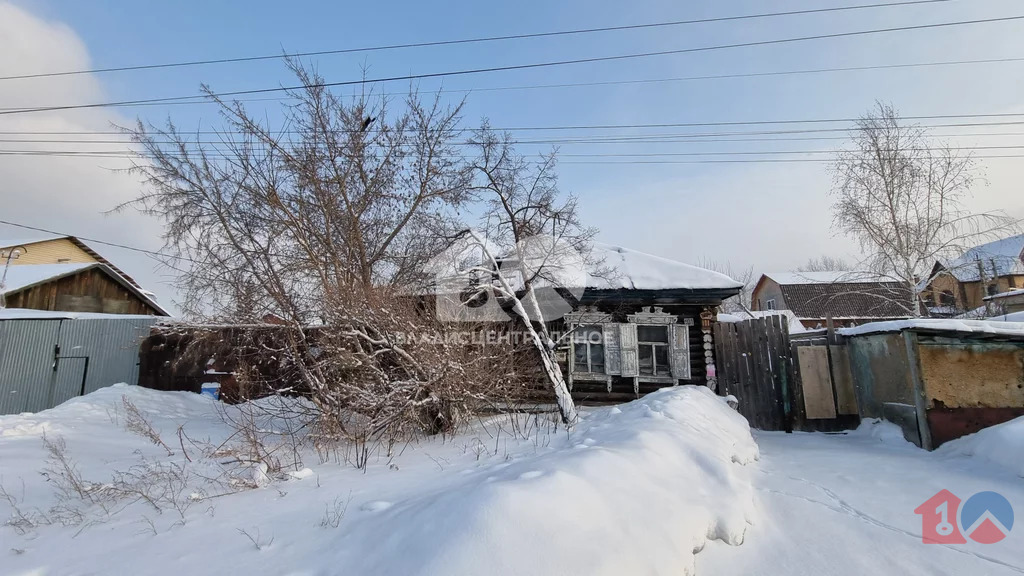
[[3, 0, 1024, 311]]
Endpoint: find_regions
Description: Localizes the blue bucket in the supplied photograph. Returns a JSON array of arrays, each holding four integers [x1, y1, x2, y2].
[[200, 382, 221, 400]]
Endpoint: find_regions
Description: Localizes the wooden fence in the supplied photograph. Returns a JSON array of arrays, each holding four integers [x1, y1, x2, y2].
[[714, 316, 859, 432], [713, 315, 793, 431]]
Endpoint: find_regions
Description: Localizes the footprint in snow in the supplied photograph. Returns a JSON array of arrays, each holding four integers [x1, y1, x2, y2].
[[361, 501, 393, 512], [518, 470, 544, 480]]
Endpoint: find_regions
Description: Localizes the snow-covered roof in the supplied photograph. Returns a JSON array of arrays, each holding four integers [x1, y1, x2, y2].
[[839, 318, 1024, 338], [0, 263, 93, 292], [763, 271, 891, 285], [0, 233, 61, 249], [940, 234, 1024, 283], [985, 288, 1024, 301], [988, 311, 1024, 323], [587, 244, 743, 291]]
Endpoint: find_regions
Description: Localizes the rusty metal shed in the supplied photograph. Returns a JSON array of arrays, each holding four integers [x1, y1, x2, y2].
[[0, 309, 159, 415], [841, 320, 1024, 449]]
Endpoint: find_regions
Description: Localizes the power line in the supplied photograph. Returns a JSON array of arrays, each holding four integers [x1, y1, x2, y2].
[[7, 150, 1024, 165], [0, 219, 196, 263], [3, 14, 1022, 117], [9, 121, 1024, 152], [6, 114, 1024, 138], [0, 0, 955, 82], [6, 144, 1024, 160], [561, 154, 1024, 164], [10, 130, 1024, 146], [5, 54, 1024, 112]]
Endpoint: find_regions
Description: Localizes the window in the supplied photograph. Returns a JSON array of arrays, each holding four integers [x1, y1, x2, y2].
[[572, 325, 605, 373], [987, 284, 999, 297], [940, 290, 956, 306], [637, 325, 670, 376], [766, 299, 776, 311]]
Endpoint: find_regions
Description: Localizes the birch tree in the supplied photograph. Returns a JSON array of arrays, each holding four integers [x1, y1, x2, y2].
[[442, 126, 599, 426], [830, 102, 1018, 316]]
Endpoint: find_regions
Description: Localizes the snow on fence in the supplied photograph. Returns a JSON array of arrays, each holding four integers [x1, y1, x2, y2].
[[0, 311, 158, 415]]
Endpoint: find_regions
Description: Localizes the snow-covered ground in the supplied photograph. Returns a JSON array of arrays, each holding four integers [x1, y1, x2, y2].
[[0, 384, 757, 576], [937, 416, 1024, 479], [698, 420, 1024, 575], [4, 385, 1023, 575]]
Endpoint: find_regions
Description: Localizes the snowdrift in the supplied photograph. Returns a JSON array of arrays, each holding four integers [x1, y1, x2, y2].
[[346, 386, 759, 576], [937, 416, 1024, 478], [0, 385, 758, 576]]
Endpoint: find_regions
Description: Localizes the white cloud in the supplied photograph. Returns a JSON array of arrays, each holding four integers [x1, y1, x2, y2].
[[0, 2, 178, 312]]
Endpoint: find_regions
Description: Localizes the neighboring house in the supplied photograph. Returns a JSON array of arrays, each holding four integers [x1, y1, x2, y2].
[[1, 235, 169, 316], [751, 271, 912, 330], [431, 243, 743, 402], [919, 234, 1024, 316]]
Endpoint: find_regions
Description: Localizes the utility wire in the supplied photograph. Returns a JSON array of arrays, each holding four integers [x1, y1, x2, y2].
[[0, 220, 196, 263], [5, 151, 1024, 164], [3, 13, 1022, 117], [6, 144, 1024, 159], [5, 54, 1024, 112], [9, 130, 1024, 146], [561, 155, 1024, 164], [0, 0, 954, 82], [6, 114, 1024, 138]]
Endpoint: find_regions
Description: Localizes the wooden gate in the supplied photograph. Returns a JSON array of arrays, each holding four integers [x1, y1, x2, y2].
[[714, 317, 861, 432], [788, 332, 860, 431], [713, 316, 793, 431]]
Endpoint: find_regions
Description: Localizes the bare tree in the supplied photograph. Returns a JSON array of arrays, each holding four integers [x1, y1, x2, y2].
[[796, 255, 852, 273], [125, 62, 471, 320], [121, 62, 533, 451], [698, 259, 754, 315], [434, 126, 599, 426], [830, 102, 1019, 316]]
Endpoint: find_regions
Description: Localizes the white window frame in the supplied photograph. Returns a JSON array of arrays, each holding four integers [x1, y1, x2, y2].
[[636, 325, 671, 377], [572, 324, 605, 374], [766, 298, 776, 310]]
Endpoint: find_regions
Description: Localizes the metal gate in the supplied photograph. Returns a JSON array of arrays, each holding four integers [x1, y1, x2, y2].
[[0, 315, 158, 415]]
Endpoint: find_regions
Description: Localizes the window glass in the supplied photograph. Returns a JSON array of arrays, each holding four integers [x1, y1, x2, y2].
[[638, 345, 654, 375], [573, 325, 604, 373], [940, 291, 955, 306], [573, 344, 588, 368], [655, 346, 669, 375], [637, 325, 668, 343], [590, 344, 605, 373]]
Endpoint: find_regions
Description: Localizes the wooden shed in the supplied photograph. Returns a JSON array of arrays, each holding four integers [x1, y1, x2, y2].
[[0, 263, 169, 316]]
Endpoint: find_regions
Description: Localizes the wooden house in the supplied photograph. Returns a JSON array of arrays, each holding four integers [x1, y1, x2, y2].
[[1, 235, 168, 316], [751, 271, 912, 330], [430, 243, 743, 402], [919, 234, 1024, 316]]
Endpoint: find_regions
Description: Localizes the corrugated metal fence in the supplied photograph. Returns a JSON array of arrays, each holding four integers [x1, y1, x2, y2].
[[0, 316, 158, 415]]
